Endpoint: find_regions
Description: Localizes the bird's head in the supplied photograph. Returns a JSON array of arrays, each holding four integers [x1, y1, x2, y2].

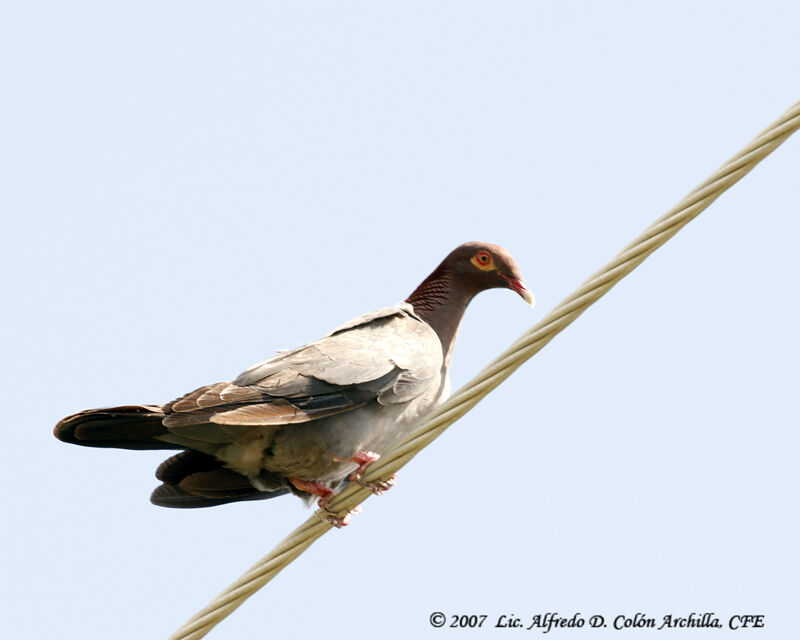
[[444, 241, 535, 307]]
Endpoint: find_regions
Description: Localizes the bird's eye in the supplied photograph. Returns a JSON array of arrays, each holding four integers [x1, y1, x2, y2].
[[471, 251, 495, 271]]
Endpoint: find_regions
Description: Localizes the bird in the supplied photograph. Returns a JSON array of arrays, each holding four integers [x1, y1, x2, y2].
[[54, 241, 534, 526]]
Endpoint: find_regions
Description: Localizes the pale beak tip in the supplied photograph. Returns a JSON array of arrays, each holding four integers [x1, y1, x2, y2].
[[502, 274, 535, 309], [521, 287, 535, 308], [513, 280, 535, 308]]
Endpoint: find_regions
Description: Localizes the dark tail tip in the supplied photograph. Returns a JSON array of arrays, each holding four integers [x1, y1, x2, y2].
[[54, 405, 174, 450]]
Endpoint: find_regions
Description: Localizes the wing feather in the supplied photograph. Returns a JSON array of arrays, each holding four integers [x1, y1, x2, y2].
[[158, 304, 442, 446]]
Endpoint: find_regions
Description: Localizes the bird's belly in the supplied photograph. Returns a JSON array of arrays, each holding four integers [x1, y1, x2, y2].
[[263, 399, 431, 482]]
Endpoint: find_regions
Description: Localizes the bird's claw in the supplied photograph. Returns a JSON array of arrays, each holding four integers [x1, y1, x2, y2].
[[341, 450, 397, 495], [316, 503, 362, 528], [352, 471, 397, 495], [293, 448, 396, 528]]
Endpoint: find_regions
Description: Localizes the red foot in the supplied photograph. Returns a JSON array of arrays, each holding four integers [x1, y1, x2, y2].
[[288, 477, 359, 528], [347, 450, 380, 478], [288, 477, 336, 509], [359, 472, 397, 495], [317, 505, 362, 528], [288, 450, 397, 528], [333, 450, 397, 495]]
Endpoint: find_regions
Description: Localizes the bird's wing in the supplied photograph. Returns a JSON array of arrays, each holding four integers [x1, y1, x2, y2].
[[159, 304, 442, 444]]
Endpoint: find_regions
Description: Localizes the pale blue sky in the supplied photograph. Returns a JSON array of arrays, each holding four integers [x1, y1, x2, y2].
[[2, 2, 798, 639]]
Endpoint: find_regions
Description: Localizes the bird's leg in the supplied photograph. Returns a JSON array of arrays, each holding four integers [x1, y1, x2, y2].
[[288, 477, 336, 508], [333, 450, 397, 495], [288, 477, 360, 528], [290, 449, 396, 527]]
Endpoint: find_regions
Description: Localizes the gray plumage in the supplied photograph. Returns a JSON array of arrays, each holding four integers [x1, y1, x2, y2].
[[54, 241, 533, 510]]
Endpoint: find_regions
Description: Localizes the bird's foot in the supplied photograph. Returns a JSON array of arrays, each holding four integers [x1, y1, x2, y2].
[[288, 477, 360, 528], [356, 471, 397, 495], [289, 477, 336, 506], [316, 504, 362, 528], [343, 450, 397, 495]]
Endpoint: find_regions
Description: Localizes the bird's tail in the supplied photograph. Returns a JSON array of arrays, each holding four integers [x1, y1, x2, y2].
[[53, 405, 177, 450], [150, 450, 291, 508], [54, 405, 291, 508]]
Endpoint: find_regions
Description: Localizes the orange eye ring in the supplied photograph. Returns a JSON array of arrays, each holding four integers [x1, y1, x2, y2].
[[471, 251, 496, 271]]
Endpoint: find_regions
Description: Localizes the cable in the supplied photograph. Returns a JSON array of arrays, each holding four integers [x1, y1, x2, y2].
[[168, 99, 800, 640]]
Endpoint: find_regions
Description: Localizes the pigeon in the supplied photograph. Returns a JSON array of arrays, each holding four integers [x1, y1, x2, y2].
[[54, 241, 533, 526]]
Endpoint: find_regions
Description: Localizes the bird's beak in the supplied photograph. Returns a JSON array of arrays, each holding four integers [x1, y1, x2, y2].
[[500, 275, 535, 308]]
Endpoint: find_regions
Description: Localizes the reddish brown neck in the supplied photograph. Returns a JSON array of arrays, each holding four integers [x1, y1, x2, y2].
[[406, 266, 477, 364]]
